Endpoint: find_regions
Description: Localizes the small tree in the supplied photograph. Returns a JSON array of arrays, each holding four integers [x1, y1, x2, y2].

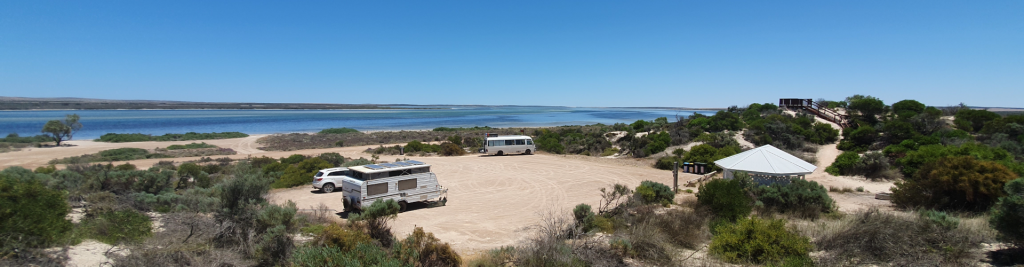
[[40, 114, 82, 146]]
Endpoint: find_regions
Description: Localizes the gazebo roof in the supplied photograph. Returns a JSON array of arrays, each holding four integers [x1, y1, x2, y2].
[[713, 145, 817, 175]]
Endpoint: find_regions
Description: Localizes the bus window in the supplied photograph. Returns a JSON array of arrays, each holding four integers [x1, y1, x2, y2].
[[488, 140, 501, 146], [515, 139, 526, 145], [527, 139, 534, 145], [504, 140, 514, 145]]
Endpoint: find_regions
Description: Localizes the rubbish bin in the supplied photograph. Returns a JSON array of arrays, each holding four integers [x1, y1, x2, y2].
[[696, 162, 707, 174]]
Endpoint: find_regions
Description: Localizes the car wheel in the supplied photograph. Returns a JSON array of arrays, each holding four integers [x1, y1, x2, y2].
[[497, 151, 504, 156], [525, 149, 532, 155], [322, 183, 335, 193]]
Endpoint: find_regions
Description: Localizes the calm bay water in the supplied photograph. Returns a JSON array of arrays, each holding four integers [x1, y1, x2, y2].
[[0, 107, 716, 139]]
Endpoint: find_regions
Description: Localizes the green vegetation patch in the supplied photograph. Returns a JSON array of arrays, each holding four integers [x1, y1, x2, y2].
[[49, 148, 173, 164], [318, 128, 361, 134], [166, 142, 218, 150], [710, 217, 811, 265], [433, 126, 492, 132], [97, 132, 248, 142]]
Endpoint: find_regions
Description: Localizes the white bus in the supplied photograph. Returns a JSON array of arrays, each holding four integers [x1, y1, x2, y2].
[[484, 135, 536, 156], [335, 160, 448, 211]]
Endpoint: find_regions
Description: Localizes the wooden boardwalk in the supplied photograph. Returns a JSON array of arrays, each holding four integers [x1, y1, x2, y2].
[[779, 98, 853, 128]]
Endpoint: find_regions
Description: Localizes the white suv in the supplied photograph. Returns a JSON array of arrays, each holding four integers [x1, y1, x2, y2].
[[312, 167, 351, 193]]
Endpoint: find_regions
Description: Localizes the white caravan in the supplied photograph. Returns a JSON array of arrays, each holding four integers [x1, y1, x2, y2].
[[483, 135, 536, 156], [334, 160, 448, 211]]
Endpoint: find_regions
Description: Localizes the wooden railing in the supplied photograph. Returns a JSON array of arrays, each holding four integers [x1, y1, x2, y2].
[[779, 98, 853, 128], [684, 171, 718, 187]]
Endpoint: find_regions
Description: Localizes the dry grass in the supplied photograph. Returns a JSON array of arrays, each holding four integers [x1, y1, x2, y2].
[[807, 208, 995, 266]]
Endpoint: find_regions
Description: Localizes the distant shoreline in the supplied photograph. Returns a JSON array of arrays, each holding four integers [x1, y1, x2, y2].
[[0, 96, 727, 110]]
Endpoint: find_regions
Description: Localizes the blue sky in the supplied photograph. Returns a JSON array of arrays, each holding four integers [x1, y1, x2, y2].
[[1, 1, 1022, 108]]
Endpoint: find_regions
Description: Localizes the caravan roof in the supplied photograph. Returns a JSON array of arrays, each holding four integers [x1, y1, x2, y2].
[[485, 135, 532, 140], [348, 160, 431, 173]]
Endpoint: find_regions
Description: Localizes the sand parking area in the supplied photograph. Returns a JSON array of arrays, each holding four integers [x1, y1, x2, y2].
[[269, 153, 693, 252]]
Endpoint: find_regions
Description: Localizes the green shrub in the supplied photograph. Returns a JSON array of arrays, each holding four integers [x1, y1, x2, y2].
[[0, 172, 72, 253], [273, 158, 332, 189], [753, 178, 834, 219], [600, 147, 619, 157], [319, 127, 360, 134], [572, 203, 596, 233], [991, 178, 1024, 248], [350, 199, 400, 247], [892, 156, 1017, 211], [919, 209, 960, 229], [98, 132, 248, 142], [280, 154, 307, 165], [635, 180, 674, 205], [166, 142, 217, 150], [432, 126, 491, 132], [697, 178, 752, 221], [826, 151, 860, 176], [709, 217, 811, 264], [954, 109, 1001, 132], [440, 142, 466, 156], [683, 144, 741, 172], [896, 143, 1024, 177], [79, 209, 153, 245], [395, 227, 463, 267], [33, 165, 57, 174], [654, 156, 682, 170], [317, 152, 345, 167], [314, 223, 373, 252], [291, 243, 411, 267]]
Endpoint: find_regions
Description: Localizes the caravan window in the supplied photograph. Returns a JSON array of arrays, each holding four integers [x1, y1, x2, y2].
[[515, 139, 526, 145], [397, 179, 417, 190], [367, 183, 388, 196]]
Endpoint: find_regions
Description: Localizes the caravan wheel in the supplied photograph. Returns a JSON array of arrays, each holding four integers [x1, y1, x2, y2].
[[398, 201, 408, 212]]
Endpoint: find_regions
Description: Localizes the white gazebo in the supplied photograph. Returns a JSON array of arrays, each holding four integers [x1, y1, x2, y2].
[[714, 145, 816, 184]]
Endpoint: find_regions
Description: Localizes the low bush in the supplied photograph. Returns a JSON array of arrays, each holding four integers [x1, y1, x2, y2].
[[653, 207, 711, 250], [892, 156, 1017, 211], [291, 243, 410, 267], [395, 227, 462, 267], [440, 142, 466, 156], [317, 152, 345, 167], [600, 147, 619, 157], [433, 126, 492, 132], [350, 199, 400, 248], [318, 127, 360, 134], [654, 156, 682, 170], [991, 178, 1024, 248], [572, 203, 596, 233], [98, 132, 248, 142], [79, 209, 153, 245], [166, 142, 218, 150], [709, 217, 811, 265], [697, 178, 752, 221], [272, 158, 332, 189], [0, 173, 72, 254], [753, 178, 834, 219], [825, 151, 859, 176], [816, 208, 989, 265], [634, 180, 674, 205]]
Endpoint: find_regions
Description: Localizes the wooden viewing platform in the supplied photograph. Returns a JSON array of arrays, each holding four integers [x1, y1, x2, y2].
[[779, 98, 853, 128]]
